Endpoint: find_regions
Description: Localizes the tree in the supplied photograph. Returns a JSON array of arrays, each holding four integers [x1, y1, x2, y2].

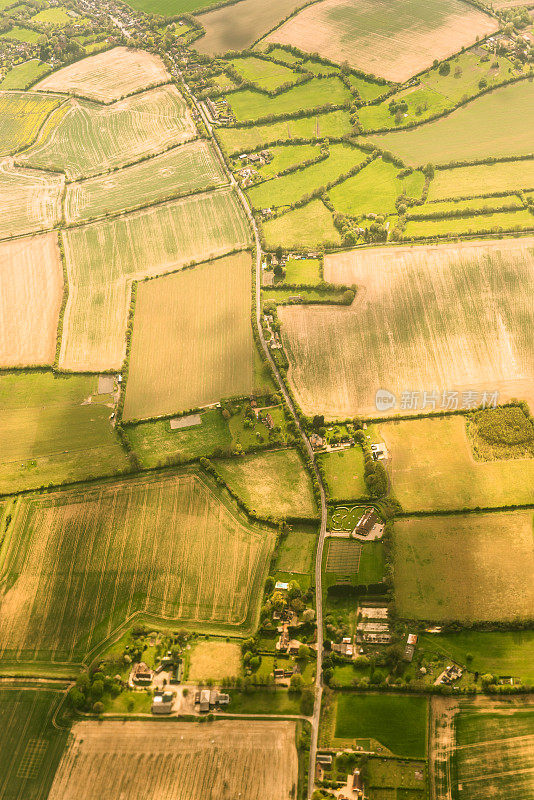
[[342, 289, 355, 305], [249, 655, 261, 671], [68, 687, 84, 709], [265, 576, 275, 594], [312, 414, 325, 429], [289, 674, 304, 691], [275, 246, 284, 262], [92, 701, 104, 714]]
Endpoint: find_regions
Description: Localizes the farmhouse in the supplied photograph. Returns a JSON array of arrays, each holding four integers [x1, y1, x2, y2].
[[354, 508, 384, 538], [403, 633, 418, 662], [151, 691, 174, 715], [131, 661, 153, 685], [199, 688, 210, 712]]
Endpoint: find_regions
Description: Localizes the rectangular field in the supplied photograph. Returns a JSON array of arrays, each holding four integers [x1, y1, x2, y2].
[[0, 162, 63, 238], [318, 448, 367, 501], [264, 0, 497, 82], [59, 188, 251, 371], [429, 160, 534, 199], [328, 157, 424, 216], [21, 85, 196, 180], [404, 208, 534, 238], [227, 76, 352, 122], [64, 140, 227, 222], [34, 46, 170, 102], [0, 470, 274, 664], [263, 198, 341, 249], [48, 720, 298, 800], [326, 539, 361, 572], [423, 630, 534, 682], [123, 253, 255, 419], [0, 91, 60, 156], [0, 232, 63, 367], [393, 511, 534, 622], [0, 689, 69, 800], [279, 238, 534, 418]]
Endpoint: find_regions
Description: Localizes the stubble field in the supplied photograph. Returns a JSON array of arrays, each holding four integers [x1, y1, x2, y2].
[[123, 253, 256, 419], [34, 46, 170, 102], [0, 233, 63, 367], [278, 238, 534, 418], [0, 91, 60, 155], [393, 511, 534, 622], [48, 720, 298, 800], [59, 188, 251, 371], [0, 470, 274, 665], [21, 85, 196, 179], [0, 160, 63, 238], [264, 0, 497, 82]]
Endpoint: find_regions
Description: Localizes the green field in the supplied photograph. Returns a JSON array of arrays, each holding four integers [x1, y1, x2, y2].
[[409, 195, 523, 216], [404, 208, 534, 237], [421, 630, 534, 682], [328, 158, 425, 216], [21, 85, 196, 180], [0, 371, 128, 495], [334, 694, 428, 757], [31, 6, 72, 23], [124, 0, 219, 13], [318, 447, 367, 501], [60, 188, 251, 371], [236, 143, 320, 180], [0, 59, 50, 90], [0, 25, 41, 42], [227, 76, 352, 122], [429, 160, 534, 199], [262, 199, 341, 248], [64, 141, 227, 222], [227, 55, 298, 91], [214, 448, 317, 518], [370, 80, 534, 166], [275, 526, 317, 574], [359, 85, 451, 131], [0, 470, 274, 665], [381, 415, 534, 511], [217, 110, 353, 155], [0, 91, 60, 156], [394, 511, 534, 622], [283, 257, 321, 284], [123, 253, 256, 419], [247, 143, 368, 209], [0, 689, 69, 800]]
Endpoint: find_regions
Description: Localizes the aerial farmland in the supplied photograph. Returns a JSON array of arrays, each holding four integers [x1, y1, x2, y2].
[[0, 0, 532, 798]]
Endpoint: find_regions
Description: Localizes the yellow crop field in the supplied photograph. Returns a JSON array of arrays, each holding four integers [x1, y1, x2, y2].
[[0, 470, 274, 664], [0, 91, 60, 155], [429, 160, 534, 200], [278, 238, 534, 418], [0, 233, 63, 367], [0, 159, 63, 238], [59, 188, 251, 371], [48, 720, 298, 800], [123, 252, 255, 420], [34, 46, 170, 102], [20, 85, 196, 179]]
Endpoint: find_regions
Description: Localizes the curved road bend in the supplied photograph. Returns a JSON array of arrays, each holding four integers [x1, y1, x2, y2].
[[185, 86, 329, 799]]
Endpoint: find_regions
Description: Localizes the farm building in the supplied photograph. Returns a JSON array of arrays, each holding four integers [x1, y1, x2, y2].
[[151, 691, 174, 715], [199, 689, 210, 713], [355, 508, 384, 537], [403, 633, 418, 662], [131, 661, 153, 685]]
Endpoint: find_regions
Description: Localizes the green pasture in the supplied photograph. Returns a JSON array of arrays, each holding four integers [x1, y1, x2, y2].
[[421, 630, 534, 682], [226, 76, 352, 122], [429, 159, 534, 199], [263, 286, 347, 303], [329, 158, 424, 217], [318, 447, 368, 501], [283, 257, 321, 284], [0, 59, 49, 89], [124, 0, 219, 13], [0, 26, 40, 42], [404, 207, 534, 237], [227, 55, 298, 91], [262, 199, 341, 248], [32, 6, 72, 23], [359, 85, 451, 131], [275, 526, 317, 574], [237, 142, 320, 180], [410, 194, 523, 216]]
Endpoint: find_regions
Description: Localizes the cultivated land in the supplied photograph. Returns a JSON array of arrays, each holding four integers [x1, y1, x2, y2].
[[59, 188, 251, 371], [64, 140, 227, 222], [214, 448, 317, 518], [429, 160, 534, 199], [0, 91, 60, 155], [0, 160, 63, 238], [278, 238, 534, 418], [370, 79, 534, 165], [194, 0, 308, 54], [0, 371, 128, 495], [263, 198, 342, 249], [328, 157, 424, 216], [0, 470, 274, 664], [21, 85, 196, 179], [0, 232, 62, 367], [0, 688, 69, 800], [123, 253, 256, 419], [34, 46, 170, 102], [48, 720, 298, 800], [227, 76, 352, 123], [264, 0, 497, 82], [380, 415, 534, 511], [188, 639, 241, 681], [393, 511, 534, 622]]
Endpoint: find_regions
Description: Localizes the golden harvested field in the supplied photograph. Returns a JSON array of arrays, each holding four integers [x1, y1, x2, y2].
[[48, 720, 298, 800], [429, 160, 534, 199], [0, 91, 60, 155], [0, 471, 274, 663], [264, 0, 497, 82], [64, 140, 227, 222], [0, 233, 62, 367], [34, 46, 170, 102], [59, 188, 251, 371], [394, 511, 534, 622], [123, 253, 256, 420], [278, 238, 534, 418], [188, 640, 242, 681], [21, 86, 196, 180], [195, 0, 308, 54], [0, 159, 63, 238]]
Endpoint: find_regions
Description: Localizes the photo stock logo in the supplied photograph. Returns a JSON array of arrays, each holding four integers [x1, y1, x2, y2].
[[375, 388, 499, 412], [375, 389, 396, 412]]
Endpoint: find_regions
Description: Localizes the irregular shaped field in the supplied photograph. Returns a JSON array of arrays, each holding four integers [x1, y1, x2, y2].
[[263, 198, 341, 249], [0, 160, 63, 238], [328, 157, 424, 216], [228, 55, 299, 92], [48, 720, 298, 800], [429, 160, 534, 199], [65, 141, 227, 222], [0, 91, 60, 156], [279, 238, 534, 418], [0, 471, 274, 664], [379, 415, 534, 511], [394, 512, 534, 622], [0, 233, 63, 367], [20, 85, 196, 179], [227, 76, 352, 122], [34, 46, 170, 102], [59, 188, 251, 371], [123, 253, 256, 419], [0, 372, 129, 495], [369, 79, 534, 165], [264, 0, 497, 82]]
